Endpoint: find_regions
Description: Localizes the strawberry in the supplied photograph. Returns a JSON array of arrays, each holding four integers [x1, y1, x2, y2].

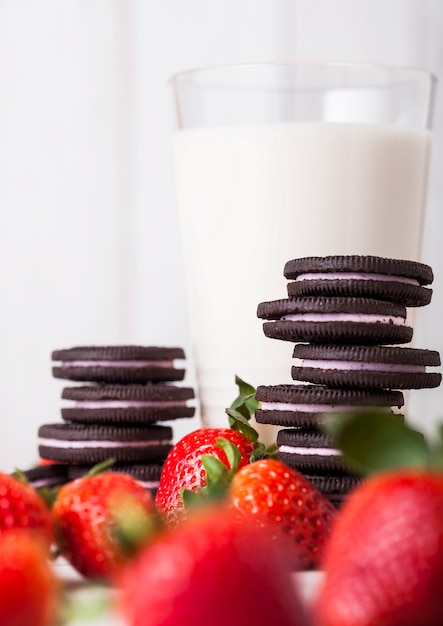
[[0, 529, 59, 626], [0, 472, 53, 546], [315, 470, 443, 626], [228, 458, 336, 570], [155, 427, 256, 526], [314, 410, 443, 626], [53, 471, 157, 579], [119, 505, 310, 626]]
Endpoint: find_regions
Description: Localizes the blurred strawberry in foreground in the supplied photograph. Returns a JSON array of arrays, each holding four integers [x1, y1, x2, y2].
[[0, 529, 59, 626], [155, 427, 256, 526], [53, 471, 157, 580], [229, 458, 336, 570], [119, 505, 310, 626], [0, 472, 53, 546], [314, 411, 443, 626]]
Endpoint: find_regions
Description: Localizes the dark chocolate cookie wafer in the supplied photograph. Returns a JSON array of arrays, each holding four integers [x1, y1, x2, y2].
[[302, 472, 363, 508], [257, 297, 413, 345], [292, 344, 442, 389], [255, 384, 403, 428], [285, 255, 433, 307], [52, 346, 186, 383], [17, 464, 70, 490], [38, 423, 173, 464], [68, 463, 164, 495], [277, 428, 353, 474], [61, 384, 195, 424]]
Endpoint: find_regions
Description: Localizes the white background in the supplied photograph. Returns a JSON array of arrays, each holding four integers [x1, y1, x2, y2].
[[0, 0, 443, 471]]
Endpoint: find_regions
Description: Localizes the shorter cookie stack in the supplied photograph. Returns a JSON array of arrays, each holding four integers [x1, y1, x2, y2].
[[257, 256, 442, 507], [36, 345, 196, 496]]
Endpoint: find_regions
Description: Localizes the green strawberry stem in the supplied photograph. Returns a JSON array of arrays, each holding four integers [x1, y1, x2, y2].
[[181, 376, 277, 510], [87, 458, 116, 476], [181, 437, 241, 507], [324, 409, 443, 476], [227, 375, 276, 459]]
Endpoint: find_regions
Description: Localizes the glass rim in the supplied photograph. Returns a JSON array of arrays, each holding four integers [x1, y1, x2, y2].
[[170, 60, 437, 86]]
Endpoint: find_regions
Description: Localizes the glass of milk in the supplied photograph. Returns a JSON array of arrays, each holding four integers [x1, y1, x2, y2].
[[171, 62, 435, 433]]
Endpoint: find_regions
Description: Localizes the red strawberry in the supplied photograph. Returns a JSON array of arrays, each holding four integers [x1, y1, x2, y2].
[[119, 505, 310, 626], [53, 471, 157, 579], [0, 529, 59, 626], [155, 427, 256, 526], [313, 409, 443, 626], [229, 458, 336, 570], [314, 470, 443, 626], [0, 473, 53, 546]]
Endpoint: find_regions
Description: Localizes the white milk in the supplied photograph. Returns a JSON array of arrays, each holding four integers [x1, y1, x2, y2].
[[174, 122, 431, 429]]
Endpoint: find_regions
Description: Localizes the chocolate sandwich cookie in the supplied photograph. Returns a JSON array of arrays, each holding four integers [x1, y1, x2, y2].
[[255, 384, 404, 428], [17, 464, 70, 490], [301, 473, 363, 509], [292, 344, 442, 390], [257, 297, 413, 345], [52, 346, 186, 383], [61, 384, 195, 424], [68, 463, 164, 495], [38, 423, 173, 464], [276, 428, 358, 474], [285, 256, 433, 307]]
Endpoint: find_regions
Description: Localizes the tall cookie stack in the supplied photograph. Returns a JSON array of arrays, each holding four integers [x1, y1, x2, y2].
[[36, 346, 195, 496], [256, 256, 442, 507]]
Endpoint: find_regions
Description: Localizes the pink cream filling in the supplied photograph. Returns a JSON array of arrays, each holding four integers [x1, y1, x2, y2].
[[138, 480, 160, 489], [295, 272, 420, 285], [39, 438, 170, 449], [58, 360, 179, 368], [260, 402, 370, 413], [279, 445, 341, 456], [300, 360, 426, 373], [281, 313, 406, 325], [72, 400, 189, 409]]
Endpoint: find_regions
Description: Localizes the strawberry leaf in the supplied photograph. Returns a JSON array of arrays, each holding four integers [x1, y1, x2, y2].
[[250, 443, 266, 463], [181, 455, 229, 507], [87, 458, 115, 477], [181, 487, 206, 508], [226, 408, 259, 441], [231, 376, 259, 415], [324, 410, 431, 475], [216, 437, 241, 474]]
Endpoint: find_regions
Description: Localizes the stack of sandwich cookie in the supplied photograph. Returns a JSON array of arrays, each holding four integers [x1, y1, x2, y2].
[[256, 255, 441, 507], [35, 346, 195, 496]]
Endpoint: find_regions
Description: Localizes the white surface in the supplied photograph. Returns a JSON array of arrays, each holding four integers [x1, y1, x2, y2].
[[0, 1, 443, 471]]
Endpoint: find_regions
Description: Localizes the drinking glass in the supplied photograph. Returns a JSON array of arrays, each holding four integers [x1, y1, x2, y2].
[[172, 62, 435, 433]]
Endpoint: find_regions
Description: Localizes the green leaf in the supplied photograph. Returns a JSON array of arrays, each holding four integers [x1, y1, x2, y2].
[[323, 410, 431, 475], [229, 376, 259, 419], [87, 458, 115, 477], [181, 454, 231, 509], [264, 442, 278, 459], [62, 590, 110, 622], [181, 487, 205, 508], [12, 468, 29, 484], [215, 437, 241, 474], [201, 455, 230, 496], [112, 504, 161, 558], [250, 443, 266, 463], [226, 408, 259, 441]]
